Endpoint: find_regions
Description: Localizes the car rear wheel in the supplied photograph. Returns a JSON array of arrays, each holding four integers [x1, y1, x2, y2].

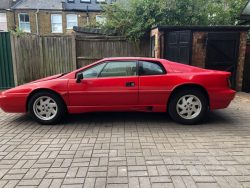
[[28, 91, 66, 125], [168, 89, 208, 125]]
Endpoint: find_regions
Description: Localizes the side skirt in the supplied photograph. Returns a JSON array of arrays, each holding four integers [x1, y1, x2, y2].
[[67, 105, 166, 114]]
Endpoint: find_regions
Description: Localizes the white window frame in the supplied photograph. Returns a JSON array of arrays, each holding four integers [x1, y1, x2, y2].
[[66, 14, 78, 29], [0, 13, 8, 32], [80, 0, 91, 2], [18, 13, 31, 33], [96, 0, 106, 3], [96, 15, 106, 25], [51, 14, 63, 33]]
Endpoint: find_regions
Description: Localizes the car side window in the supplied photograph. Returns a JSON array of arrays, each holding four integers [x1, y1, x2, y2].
[[79, 63, 106, 78], [99, 61, 137, 78], [139, 61, 166, 76]]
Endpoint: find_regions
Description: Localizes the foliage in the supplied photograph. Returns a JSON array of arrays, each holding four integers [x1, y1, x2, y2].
[[101, 0, 248, 41], [10, 27, 26, 37]]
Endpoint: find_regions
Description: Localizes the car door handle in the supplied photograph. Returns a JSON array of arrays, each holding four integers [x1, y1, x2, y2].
[[126, 82, 135, 87]]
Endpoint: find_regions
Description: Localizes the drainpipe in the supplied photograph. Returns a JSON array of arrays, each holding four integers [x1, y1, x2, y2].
[[86, 6, 89, 25], [35, 8, 39, 35]]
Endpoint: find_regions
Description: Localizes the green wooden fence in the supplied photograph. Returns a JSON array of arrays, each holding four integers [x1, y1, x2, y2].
[[0, 32, 14, 89]]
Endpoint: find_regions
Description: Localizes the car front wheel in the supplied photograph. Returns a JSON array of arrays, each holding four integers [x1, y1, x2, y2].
[[28, 91, 66, 125], [168, 89, 208, 125]]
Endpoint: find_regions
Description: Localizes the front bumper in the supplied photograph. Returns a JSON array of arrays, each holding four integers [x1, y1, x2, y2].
[[209, 89, 236, 110], [0, 92, 27, 113]]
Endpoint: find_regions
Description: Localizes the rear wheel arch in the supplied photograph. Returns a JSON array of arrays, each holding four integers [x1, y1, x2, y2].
[[26, 89, 67, 112], [167, 84, 210, 109]]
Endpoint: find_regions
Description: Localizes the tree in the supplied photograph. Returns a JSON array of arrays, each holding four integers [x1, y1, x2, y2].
[[101, 0, 248, 41]]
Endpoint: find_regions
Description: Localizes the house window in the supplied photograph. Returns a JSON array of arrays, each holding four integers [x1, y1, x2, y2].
[[66, 14, 78, 29], [67, 0, 74, 2], [96, 0, 106, 3], [0, 13, 7, 32], [18, 13, 30, 32], [80, 0, 91, 2], [96, 15, 106, 25], [51, 14, 62, 33]]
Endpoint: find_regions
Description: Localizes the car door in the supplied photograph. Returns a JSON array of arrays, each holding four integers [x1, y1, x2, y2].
[[68, 60, 139, 109], [138, 61, 171, 111]]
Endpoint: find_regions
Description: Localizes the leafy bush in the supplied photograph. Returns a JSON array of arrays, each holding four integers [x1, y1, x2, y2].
[[101, 0, 248, 41]]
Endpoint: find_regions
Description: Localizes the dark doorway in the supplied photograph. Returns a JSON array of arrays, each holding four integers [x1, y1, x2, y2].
[[242, 43, 250, 92], [164, 30, 192, 65], [205, 32, 240, 89]]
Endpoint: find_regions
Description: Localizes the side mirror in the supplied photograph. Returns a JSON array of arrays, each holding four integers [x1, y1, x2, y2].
[[76, 73, 84, 83]]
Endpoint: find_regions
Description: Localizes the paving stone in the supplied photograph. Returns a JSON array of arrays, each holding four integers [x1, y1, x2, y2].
[[18, 179, 41, 186], [38, 179, 53, 188], [63, 178, 85, 184], [129, 177, 139, 188]]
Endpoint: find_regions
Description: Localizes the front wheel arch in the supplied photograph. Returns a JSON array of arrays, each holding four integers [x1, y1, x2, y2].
[[26, 89, 68, 113]]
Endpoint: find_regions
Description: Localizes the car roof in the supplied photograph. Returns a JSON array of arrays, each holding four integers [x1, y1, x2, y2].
[[102, 57, 166, 62]]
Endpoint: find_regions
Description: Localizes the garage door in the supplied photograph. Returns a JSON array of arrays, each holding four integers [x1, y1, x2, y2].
[[205, 32, 240, 89]]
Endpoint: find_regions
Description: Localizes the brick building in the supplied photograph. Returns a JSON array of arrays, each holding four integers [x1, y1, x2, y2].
[[150, 25, 250, 90], [0, 0, 21, 32], [3, 0, 114, 35]]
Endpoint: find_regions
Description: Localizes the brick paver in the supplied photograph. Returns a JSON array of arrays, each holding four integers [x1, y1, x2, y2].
[[0, 95, 250, 188]]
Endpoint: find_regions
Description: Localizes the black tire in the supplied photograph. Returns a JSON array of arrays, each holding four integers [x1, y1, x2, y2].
[[168, 89, 208, 125], [28, 91, 66, 125]]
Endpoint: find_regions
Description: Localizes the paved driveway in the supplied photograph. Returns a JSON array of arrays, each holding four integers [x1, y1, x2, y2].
[[0, 95, 250, 188]]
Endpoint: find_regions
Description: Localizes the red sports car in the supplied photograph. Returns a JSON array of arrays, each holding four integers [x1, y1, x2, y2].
[[0, 57, 235, 125]]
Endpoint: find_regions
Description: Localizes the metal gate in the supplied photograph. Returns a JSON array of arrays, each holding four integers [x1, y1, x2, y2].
[[164, 30, 192, 65], [205, 32, 240, 89], [0, 32, 14, 89]]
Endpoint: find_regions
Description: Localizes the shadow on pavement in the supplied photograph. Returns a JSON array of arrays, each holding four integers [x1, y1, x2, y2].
[[8, 110, 237, 127]]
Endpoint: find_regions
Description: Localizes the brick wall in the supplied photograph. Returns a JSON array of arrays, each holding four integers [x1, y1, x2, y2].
[[236, 32, 248, 91], [150, 28, 164, 58], [6, 11, 15, 31], [191, 32, 207, 68]]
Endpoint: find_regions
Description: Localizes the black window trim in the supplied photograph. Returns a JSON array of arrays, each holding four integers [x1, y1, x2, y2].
[[138, 60, 167, 76], [80, 0, 91, 3], [75, 60, 139, 79], [75, 62, 107, 79], [98, 60, 138, 78]]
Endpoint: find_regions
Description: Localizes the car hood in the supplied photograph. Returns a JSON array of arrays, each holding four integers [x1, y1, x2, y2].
[[1, 73, 65, 95], [29, 73, 63, 83]]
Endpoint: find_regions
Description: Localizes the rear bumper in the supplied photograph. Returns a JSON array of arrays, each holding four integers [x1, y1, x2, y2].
[[0, 92, 26, 113], [209, 89, 236, 110]]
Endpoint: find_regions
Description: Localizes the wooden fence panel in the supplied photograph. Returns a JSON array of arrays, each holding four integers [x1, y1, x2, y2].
[[76, 36, 150, 68], [13, 34, 43, 84], [42, 36, 74, 77], [12, 34, 75, 85]]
